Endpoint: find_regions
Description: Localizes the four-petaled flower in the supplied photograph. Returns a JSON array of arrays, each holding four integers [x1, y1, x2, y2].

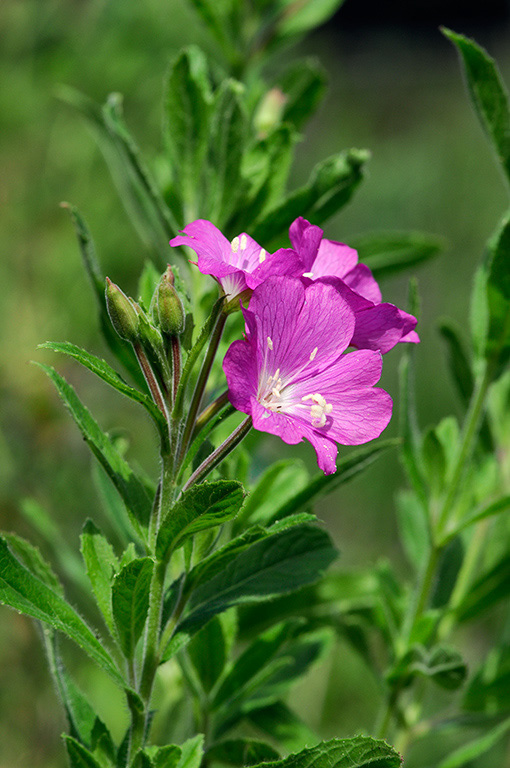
[[289, 217, 419, 353], [223, 276, 393, 474], [169, 219, 302, 305]]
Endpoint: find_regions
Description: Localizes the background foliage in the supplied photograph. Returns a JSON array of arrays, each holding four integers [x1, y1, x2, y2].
[[1, 1, 510, 766]]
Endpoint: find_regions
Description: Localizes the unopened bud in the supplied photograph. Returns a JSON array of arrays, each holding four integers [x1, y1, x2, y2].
[[157, 267, 185, 336], [254, 88, 287, 138], [105, 278, 139, 343]]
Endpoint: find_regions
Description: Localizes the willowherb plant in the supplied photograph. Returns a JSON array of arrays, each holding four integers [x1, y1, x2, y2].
[[2, 3, 510, 767]]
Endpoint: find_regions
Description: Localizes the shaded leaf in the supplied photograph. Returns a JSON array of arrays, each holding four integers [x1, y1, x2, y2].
[[456, 555, 510, 622], [187, 616, 227, 694], [278, 58, 327, 131], [350, 230, 443, 280], [207, 740, 280, 767], [248, 702, 318, 753], [81, 520, 118, 634], [63, 736, 103, 768], [464, 644, 510, 714], [438, 716, 510, 768], [112, 557, 154, 659], [395, 490, 430, 574]]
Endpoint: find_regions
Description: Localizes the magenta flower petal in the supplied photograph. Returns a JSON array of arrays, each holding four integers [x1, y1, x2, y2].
[[312, 238, 359, 279], [289, 217, 323, 272], [223, 276, 392, 474], [342, 263, 382, 303]]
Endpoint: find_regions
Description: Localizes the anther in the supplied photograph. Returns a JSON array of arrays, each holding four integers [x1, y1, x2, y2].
[[231, 236, 240, 253], [303, 271, 314, 278], [267, 336, 273, 350], [309, 347, 318, 361], [240, 234, 247, 250], [259, 248, 266, 263]]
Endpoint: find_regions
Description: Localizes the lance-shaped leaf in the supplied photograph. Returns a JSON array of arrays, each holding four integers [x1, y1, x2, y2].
[[437, 716, 510, 768], [443, 29, 510, 183], [37, 363, 152, 533], [0, 536, 123, 685], [399, 352, 428, 506], [483, 214, 510, 372], [3, 533, 63, 596], [40, 341, 167, 440], [64, 736, 103, 768], [250, 736, 401, 768], [349, 230, 444, 280], [112, 557, 153, 659], [156, 480, 245, 561], [61, 204, 144, 386], [204, 79, 249, 227], [252, 149, 368, 245], [175, 524, 336, 639], [59, 88, 177, 266], [165, 46, 213, 218], [265, 439, 398, 523], [81, 520, 118, 634], [235, 459, 309, 530], [278, 58, 327, 131]]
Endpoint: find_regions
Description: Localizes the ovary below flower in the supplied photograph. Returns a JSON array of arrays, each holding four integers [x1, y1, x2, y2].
[[223, 276, 393, 474], [169, 219, 302, 305]]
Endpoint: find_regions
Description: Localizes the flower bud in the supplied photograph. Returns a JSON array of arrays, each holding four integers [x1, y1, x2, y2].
[[105, 278, 139, 343], [254, 88, 287, 138], [156, 267, 185, 336]]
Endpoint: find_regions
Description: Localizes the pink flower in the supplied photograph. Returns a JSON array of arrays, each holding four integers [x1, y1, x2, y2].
[[223, 276, 393, 474], [289, 217, 419, 353], [169, 220, 302, 304]]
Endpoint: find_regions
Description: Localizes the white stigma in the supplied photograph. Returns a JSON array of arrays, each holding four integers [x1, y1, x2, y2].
[[267, 336, 274, 350], [302, 392, 333, 428], [309, 346, 318, 361], [259, 248, 267, 263], [240, 234, 248, 250], [231, 236, 240, 253]]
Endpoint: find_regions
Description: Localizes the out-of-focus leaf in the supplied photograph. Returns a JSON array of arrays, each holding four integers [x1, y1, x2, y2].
[[484, 214, 510, 372], [156, 481, 244, 561], [0, 536, 123, 686], [176, 735, 204, 768], [274, 0, 346, 39], [39, 342, 167, 439], [456, 555, 510, 622], [399, 353, 427, 506], [80, 520, 118, 634], [207, 739, 280, 767], [432, 537, 464, 609], [350, 230, 443, 280], [248, 702, 318, 753], [439, 320, 474, 405], [464, 644, 510, 713], [204, 79, 249, 227], [450, 494, 510, 538], [59, 88, 177, 266], [252, 149, 368, 245], [437, 716, 510, 768], [141, 744, 182, 768], [413, 645, 468, 690], [395, 490, 430, 573], [278, 58, 327, 131], [236, 459, 309, 530], [421, 426, 446, 497], [112, 557, 153, 659], [165, 46, 213, 220], [60, 203, 144, 385], [443, 29, 510, 182], [36, 363, 152, 534], [266, 440, 398, 523], [187, 616, 227, 694], [249, 736, 401, 768]]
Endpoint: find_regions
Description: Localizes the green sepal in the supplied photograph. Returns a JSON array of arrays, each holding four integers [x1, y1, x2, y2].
[[36, 363, 152, 535], [156, 480, 245, 561], [112, 557, 154, 660], [0, 536, 123, 685]]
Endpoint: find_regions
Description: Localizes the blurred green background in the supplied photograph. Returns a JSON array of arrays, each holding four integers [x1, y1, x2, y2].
[[1, 1, 509, 765]]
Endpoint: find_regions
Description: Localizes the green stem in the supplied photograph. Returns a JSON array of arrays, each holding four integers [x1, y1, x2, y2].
[[176, 311, 227, 469], [182, 416, 252, 492], [193, 390, 230, 438], [134, 343, 170, 425]]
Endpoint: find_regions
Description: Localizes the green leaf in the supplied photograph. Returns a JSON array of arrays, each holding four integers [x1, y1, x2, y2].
[[39, 341, 167, 439], [247, 702, 318, 753], [464, 644, 510, 714], [63, 736, 103, 768], [92, 463, 133, 547], [236, 459, 309, 530], [437, 716, 510, 768], [413, 645, 468, 690], [250, 736, 401, 768], [80, 520, 118, 634], [399, 352, 427, 506], [266, 440, 398, 523], [207, 740, 280, 767], [274, 0, 346, 39], [60, 203, 143, 386], [37, 363, 152, 533], [439, 319, 474, 405], [157, 481, 244, 561], [59, 89, 177, 266], [278, 58, 327, 131], [450, 494, 510, 538], [3, 533, 63, 596], [350, 230, 443, 279], [421, 426, 447, 497], [204, 79, 249, 227], [112, 557, 153, 659], [142, 745, 182, 768], [484, 214, 510, 371], [165, 46, 213, 219], [443, 29, 510, 182], [175, 524, 336, 639], [187, 616, 228, 694], [0, 536, 123, 685], [252, 149, 368, 246], [395, 490, 430, 573], [176, 735, 204, 768], [456, 555, 510, 622], [432, 537, 464, 609]]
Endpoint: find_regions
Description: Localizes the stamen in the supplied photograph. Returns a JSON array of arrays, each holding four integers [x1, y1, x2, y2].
[[309, 346, 318, 361], [259, 248, 267, 263], [240, 234, 248, 250], [302, 392, 333, 428], [267, 336, 274, 350], [303, 271, 314, 278], [231, 236, 240, 253]]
